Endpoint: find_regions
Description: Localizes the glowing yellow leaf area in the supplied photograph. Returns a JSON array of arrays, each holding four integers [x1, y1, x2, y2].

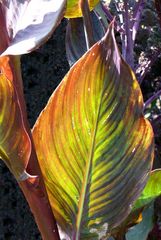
[[65, 0, 99, 18], [0, 56, 31, 180], [33, 24, 154, 239]]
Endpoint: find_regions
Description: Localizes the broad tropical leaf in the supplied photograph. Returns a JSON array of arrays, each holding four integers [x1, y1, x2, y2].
[[33, 23, 154, 239], [65, 0, 99, 18], [66, 10, 106, 66], [133, 169, 161, 210], [0, 0, 66, 56], [0, 56, 31, 180]]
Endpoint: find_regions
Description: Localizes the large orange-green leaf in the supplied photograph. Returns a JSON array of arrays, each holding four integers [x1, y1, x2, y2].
[[0, 56, 31, 180], [65, 0, 99, 18], [33, 23, 154, 239]]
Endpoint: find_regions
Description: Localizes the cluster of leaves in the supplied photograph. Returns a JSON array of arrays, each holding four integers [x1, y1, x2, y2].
[[0, 0, 161, 239]]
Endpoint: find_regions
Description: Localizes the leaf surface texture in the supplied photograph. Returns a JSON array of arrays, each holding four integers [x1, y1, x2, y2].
[[0, 56, 31, 179]]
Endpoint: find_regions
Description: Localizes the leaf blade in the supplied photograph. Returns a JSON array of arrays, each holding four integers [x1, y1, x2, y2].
[[66, 10, 106, 66], [33, 23, 154, 239], [133, 169, 161, 210], [0, 56, 31, 179], [65, 0, 99, 18]]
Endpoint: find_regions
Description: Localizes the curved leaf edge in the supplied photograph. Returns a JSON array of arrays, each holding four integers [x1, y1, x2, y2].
[[0, 56, 32, 180], [32, 22, 154, 238]]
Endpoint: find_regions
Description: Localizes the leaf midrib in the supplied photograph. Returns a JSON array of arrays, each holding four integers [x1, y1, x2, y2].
[[75, 74, 104, 239]]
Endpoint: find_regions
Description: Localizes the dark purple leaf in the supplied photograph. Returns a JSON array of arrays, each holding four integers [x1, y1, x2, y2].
[[66, 9, 107, 66]]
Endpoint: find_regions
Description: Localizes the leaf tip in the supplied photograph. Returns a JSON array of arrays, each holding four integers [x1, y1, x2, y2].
[[103, 18, 115, 44]]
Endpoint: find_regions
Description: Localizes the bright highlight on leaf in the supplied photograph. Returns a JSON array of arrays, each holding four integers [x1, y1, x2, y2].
[[0, 0, 66, 56], [65, 0, 99, 18], [0, 56, 31, 179], [33, 23, 154, 239]]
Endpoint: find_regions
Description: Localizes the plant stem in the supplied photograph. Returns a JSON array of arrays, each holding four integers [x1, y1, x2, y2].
[[115, 1, 126, 59], [79, 0, 95, 50], [144, 89, 161, 111], [10, 56, 60, 240], [122, 0, 134, 69], [0, 5, 9, 53], [18, 154, 60, 240], [0, 6, 60, 239], [101, 2, 124, 33], [132, 0, 145, 43]]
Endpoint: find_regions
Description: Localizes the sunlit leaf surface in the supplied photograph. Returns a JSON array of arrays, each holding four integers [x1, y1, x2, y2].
[[133, 169, 161, 210], [0, 0, 66, 56], [0, 56, 31, 179], [33, 23, 154, 239], [65, 0, 99, 18]]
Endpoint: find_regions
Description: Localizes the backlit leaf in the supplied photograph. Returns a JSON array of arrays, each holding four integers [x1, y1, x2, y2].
[[0, 0, 66, 56], [33, 23, 154, 239], [65, 0, 99, 18], [133, 169, 161, 210], [0, 56, 31, 180]]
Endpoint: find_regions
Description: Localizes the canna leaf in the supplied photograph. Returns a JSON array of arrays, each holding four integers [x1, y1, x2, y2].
[[65, 0, 99, 18], [0, 0, 66, 56], [0, 56, 31, 180], [33, 23, 154, 239], [66, 10, 106, 66], [133, 169, 161, 210]]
